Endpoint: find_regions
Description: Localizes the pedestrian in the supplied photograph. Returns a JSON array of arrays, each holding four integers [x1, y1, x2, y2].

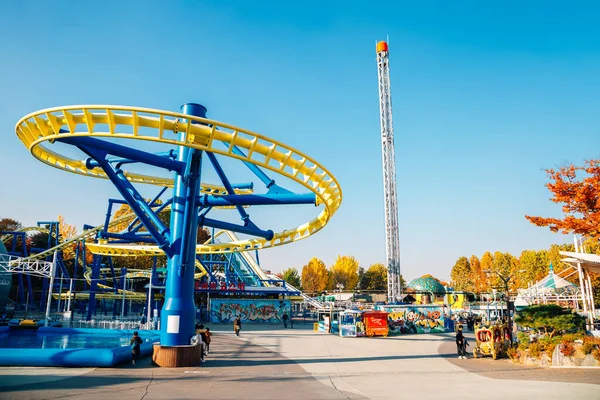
[[282, 312, 289, 328], [234, 316, 241, 336], [195, 323, 207, 362], [456, 325, 467, 359], [205, 327, 212, 353], [130, 331, 143, 366]]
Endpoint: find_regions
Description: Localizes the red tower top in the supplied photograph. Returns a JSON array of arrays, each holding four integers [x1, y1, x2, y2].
[[376, 41, 388, 53]]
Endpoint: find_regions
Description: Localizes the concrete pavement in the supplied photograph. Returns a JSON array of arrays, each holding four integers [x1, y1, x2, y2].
[[0, 323, 598, 399]]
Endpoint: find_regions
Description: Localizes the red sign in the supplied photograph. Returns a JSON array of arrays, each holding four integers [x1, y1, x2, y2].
[[195, 281, 246, 291]]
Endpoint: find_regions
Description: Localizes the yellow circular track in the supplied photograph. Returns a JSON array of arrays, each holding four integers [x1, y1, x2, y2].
[[16, 105, 342, 255]]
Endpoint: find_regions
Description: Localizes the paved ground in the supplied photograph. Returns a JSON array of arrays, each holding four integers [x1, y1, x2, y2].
[[0, 323, 599, 399]]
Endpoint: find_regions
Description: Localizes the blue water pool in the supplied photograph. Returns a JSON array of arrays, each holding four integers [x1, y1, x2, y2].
[[0, 326, 159, 367]]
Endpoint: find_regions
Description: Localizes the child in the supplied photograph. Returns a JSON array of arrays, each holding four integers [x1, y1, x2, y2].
[[195, 323, 207, 362], [130, 331, 143, 366], [234, 316, 241, 336], [205, 327, 212, 354]]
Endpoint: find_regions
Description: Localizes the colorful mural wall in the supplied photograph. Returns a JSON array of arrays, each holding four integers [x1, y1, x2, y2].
[[376, 305, 446, 334], [210, 299, 290, 324]]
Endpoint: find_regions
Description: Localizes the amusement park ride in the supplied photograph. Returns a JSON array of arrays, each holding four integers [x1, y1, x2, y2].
[[376, 41, 403, 303], [4, 103, 341, 365]]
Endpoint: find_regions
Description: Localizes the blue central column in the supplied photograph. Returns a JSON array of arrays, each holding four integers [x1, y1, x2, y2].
[[160, 103, 206, 346]]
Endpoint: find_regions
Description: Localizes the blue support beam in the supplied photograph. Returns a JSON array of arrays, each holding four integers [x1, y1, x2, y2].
[[198, 193, 316, 207], [198, 216, 274, 240], [59, 136, 185, 174], [160, 103, 207, 346], [69, 142, 174, 257]]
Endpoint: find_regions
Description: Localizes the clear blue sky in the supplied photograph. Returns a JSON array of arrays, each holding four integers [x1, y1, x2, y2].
[[1, 1, 599, 282]]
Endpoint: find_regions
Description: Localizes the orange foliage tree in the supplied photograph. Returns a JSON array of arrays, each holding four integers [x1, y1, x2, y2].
[[526, 160, 600, 236]]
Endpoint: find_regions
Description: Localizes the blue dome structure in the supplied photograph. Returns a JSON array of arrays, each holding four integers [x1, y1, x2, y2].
[[407, 278, 446, 294]]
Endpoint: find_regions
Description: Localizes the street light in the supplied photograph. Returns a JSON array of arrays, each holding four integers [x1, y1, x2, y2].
[[483, 269, 525, 342], [335, 283, 344, 302]]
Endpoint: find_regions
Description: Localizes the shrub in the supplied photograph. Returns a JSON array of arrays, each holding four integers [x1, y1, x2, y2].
[[593, 349, 600, 362], [514, 305, 586, 338], [582, 341, 594, 355], [517, 331, 531, 346], [545, 342, 558, 357], [507, 347, 520, 362], [529, 342, 542, 358], [560, 342, 576, 357], [583, 336, 600, 355]]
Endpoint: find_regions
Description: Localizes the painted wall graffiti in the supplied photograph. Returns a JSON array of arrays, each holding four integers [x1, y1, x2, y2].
[[210, 299, 290, 324], [376, 305, 446, 334]]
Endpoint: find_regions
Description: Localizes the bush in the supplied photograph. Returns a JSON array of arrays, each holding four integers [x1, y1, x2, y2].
[[583, 336, 600, 355], [529, 342, 542, 358], [517, 331, 531, 346], [560, 342, 576, 357], [545, 342, 558, 357], [593, 349, 600, 362], [507, 347, 520, 361], [514, 305, 586, 338], [582, 342, 595, 355]]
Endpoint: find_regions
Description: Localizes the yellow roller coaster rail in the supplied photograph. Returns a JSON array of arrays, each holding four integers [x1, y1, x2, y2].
[[16, 105, 342, 255], [1, 226, 51, 243]]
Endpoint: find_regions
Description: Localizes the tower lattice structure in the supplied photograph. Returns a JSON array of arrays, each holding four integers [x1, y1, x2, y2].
[[376, 41, 402, 303]]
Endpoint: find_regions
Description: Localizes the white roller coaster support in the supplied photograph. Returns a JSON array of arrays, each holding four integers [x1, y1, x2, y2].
[[1, 255, 54, 277], [267, 273, 324, 310], [45, 251, 58, 327]]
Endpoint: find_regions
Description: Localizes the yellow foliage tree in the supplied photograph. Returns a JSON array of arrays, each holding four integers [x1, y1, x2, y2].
[[363, 263, 388, 291], [301, 257, 329, 295], [328, 255, 359, 290], [58, 215, 78, 261]]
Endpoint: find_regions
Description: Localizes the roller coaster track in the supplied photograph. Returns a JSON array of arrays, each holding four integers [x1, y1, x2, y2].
[[16, 106, 342, 255], [1, 226, 51, 244]]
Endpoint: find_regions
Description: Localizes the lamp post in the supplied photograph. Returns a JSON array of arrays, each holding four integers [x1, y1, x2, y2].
[[483, 269, 525, 343], [336, 283, 344, 302]]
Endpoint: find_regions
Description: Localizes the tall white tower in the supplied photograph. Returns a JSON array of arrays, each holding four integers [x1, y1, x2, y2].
[[376, 40, 402, 303]]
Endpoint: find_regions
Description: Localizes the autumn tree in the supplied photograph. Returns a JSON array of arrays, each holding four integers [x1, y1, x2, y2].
[[469, 255, 485, 293], [362, 263, 388, 291], [479, 251, 494, 291], [280, 267, 301, 289], [450, 256, 473, 291], [301, 257, 329, 295], [328, 255, 359, 290], [58, 215, 78, 261], [0, 217, 22, 233], [0, 217, 24, 250], [526, 160, 600, 237]]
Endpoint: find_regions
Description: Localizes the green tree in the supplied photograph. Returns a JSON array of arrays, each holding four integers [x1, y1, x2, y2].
[[514, 305, 585, 338], [301, 258, 329, 295], [328, 255, 359, 290], [280, 267, 301, 289], [364, 263, 388, 291], [450, 256, 473, 291]]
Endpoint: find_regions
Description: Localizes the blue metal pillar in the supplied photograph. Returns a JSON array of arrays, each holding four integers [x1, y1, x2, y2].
[[160, 103, 206, 346]]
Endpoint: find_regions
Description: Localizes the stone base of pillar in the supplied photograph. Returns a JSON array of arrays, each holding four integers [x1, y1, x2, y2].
[[152, 344, 202, 367]]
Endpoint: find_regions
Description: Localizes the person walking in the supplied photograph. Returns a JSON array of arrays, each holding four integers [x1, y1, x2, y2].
[[282, 312, 289, 328], [234, 316, 241, 336], [205, 327, 212, 354], [456, 325, 467, 359], [130, 331, 143, 366]]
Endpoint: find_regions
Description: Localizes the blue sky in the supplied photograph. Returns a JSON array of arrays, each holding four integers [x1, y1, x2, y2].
[[1, 1, 599, 281]]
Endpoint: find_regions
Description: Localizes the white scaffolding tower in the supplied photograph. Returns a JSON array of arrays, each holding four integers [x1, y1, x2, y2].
[[376, 40, 402, 302]]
